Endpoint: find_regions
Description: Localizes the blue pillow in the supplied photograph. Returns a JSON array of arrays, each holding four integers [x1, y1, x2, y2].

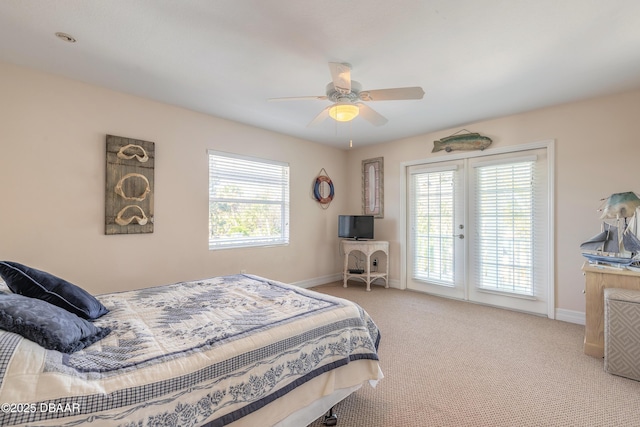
[[0, 261, 109, 320], [0, 294, 111, 353]]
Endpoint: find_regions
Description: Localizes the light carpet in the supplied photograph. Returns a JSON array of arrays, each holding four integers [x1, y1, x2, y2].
[[306, 282, 640, 427]]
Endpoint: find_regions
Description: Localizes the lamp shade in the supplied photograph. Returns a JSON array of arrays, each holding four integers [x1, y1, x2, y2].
[[329, 103, 359, 122]]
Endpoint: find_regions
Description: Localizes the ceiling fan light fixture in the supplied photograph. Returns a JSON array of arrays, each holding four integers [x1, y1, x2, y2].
[[329, 103, 359, 122]]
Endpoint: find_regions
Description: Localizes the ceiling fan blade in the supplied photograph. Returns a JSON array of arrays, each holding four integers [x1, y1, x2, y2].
[[328, 62, 351, 95], [358, 87, 425, 101], [268, 95, 327, 102], [356, 103, 388, 126], [307, 106, 331, 127]]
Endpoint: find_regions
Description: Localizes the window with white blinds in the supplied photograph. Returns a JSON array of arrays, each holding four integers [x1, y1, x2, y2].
[[208, 151, 289, 250], [411, 168, 456, 284], [474, 158, 535, 295]]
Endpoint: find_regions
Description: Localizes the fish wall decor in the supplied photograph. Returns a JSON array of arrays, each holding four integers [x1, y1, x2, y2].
[[432, 132, 492, 153]]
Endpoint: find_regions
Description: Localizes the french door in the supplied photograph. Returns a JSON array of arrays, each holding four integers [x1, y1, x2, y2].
[[408, 160, 466, 299], [406, 147, 551, 316]]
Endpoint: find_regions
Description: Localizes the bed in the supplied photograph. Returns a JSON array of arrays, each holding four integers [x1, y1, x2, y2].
[[0, 265, 382, 427]]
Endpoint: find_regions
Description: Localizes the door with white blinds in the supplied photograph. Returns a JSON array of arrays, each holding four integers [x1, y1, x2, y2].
[[407, 160, 466, 299], [467, 149, 549, 314], [407, 148, 550, 315]]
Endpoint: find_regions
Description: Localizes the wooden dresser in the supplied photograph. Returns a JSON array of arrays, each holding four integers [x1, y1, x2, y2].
[[583, 262, 640, 357]]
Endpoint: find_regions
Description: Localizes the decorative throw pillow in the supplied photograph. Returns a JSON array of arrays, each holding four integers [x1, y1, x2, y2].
[[0, 294, 111, 353], [0, 261, 109, 320]]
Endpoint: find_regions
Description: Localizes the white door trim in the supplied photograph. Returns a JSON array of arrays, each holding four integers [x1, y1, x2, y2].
[[399, 139, 556, 319]]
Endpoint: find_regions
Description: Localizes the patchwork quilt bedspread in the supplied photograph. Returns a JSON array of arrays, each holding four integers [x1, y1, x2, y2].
[[0, 274, 381, 426]]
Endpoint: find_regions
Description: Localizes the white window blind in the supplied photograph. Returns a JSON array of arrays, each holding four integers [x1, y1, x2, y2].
[[474, 159, 534, 295], [208, 151, 289, 249], [411, 168, 456, 284]]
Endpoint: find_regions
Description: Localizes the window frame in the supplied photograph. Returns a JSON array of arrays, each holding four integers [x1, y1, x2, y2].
[[208, 150, 290, 250]]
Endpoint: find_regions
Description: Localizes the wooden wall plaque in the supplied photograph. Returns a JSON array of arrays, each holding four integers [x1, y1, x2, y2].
[[105, 135, 155, 235]]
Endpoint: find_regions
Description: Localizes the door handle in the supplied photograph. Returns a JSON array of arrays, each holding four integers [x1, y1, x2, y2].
[[453, 234, 464, 239]]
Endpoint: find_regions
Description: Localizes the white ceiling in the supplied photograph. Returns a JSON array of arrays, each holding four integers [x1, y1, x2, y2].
[[1, 1, 640, 148]]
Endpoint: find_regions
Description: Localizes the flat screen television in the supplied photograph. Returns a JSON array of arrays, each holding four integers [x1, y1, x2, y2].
[[338, 215, 374, 240]]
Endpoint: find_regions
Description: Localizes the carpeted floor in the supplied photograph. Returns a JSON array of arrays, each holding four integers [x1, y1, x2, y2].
[[306, 282, 640, 427]]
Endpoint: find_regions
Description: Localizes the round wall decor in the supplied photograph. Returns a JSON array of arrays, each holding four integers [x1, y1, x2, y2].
[[313, 168, 334, 208]]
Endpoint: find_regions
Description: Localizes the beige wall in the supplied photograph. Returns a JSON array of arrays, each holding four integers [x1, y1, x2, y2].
[[0, 62, 347, 294], [3, 61, 640, 320], [345, 89, 640, 319]]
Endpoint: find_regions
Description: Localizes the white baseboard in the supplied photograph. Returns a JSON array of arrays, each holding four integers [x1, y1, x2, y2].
[[294, 276, 585, 326], [292, 273, 585, 325], [555, 308, 585, 325], [293, 274, 402, 290], [388, 278, 402, 289], [292, 273, 342, 289]]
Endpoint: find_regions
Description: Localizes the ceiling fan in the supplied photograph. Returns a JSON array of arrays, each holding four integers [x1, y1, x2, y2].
[[269, 62, 425, 127]]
